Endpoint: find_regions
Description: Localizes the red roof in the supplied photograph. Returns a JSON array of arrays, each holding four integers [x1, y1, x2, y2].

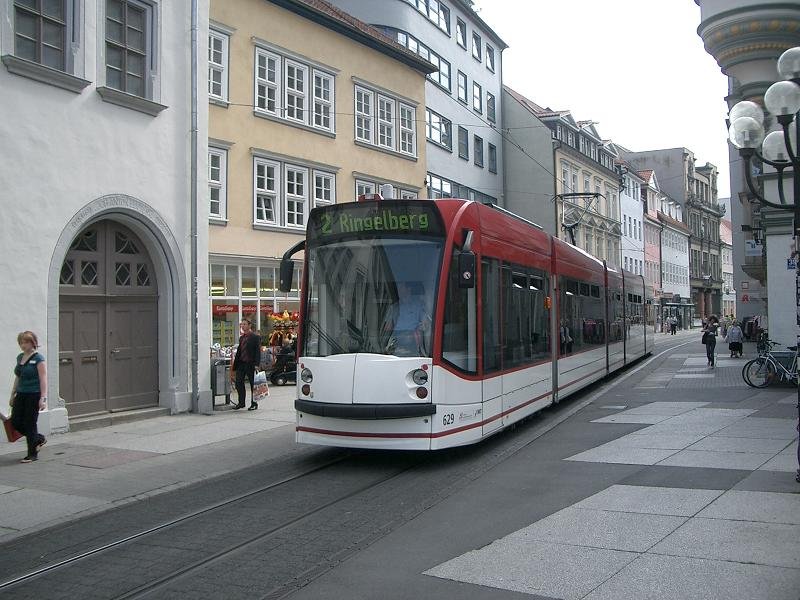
[[280, 0, 437, 73], [637, 169, 654, 182], [503, 85, 568, 118], [720, 219, 733, 245]]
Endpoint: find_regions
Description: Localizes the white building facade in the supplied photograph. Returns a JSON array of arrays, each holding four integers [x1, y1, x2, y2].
[[620, 168, 645, 275], [0, 0, 212, 432]]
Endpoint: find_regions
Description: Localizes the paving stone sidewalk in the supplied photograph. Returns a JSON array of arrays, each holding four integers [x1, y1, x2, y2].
[[0, 385, 297, 541]]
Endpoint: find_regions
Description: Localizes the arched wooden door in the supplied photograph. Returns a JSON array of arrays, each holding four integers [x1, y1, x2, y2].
[[58, 221, 158, 416]]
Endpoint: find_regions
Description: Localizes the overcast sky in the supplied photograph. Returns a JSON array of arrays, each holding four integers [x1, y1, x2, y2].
[[473, 0, 732, 198]]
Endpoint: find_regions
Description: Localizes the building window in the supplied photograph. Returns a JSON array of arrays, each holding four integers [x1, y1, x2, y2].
[[486, 91, 496, 122], [458, 126, 469, 160], [402, 0, 450, 33], [284, 166, 307, 228], [472, 81, 482, 113], [391, 28, 450, 91], [457, 71, 468, 104], [456, 17, 466, 48], [427, 173, 453, 199], [208, 29, 229, 102], [426, 108, 452, 150], [474, 135, 483, 168], [488, 143, 497, 174], [254, 47, 335, 133], [356, 179, 376, 198], [486, 44, 495, 72], [284, 60, 307, 122], [472, 32, 482, 61], [567, 131, 574, 146], [314, 171, 335, 207], [105, 0, 153, 98], [209, 147, 227, 220], [355, 85, 415, 156], [255, 158, 279, 225], [313, 71, 334, 131], [378, 95, 396, 149], [255, 49, 279, 115], [254, 158, 334, 228], [355, 86, 374, 143], [399, 104, 415, 155], [14, 0, 69, 70]]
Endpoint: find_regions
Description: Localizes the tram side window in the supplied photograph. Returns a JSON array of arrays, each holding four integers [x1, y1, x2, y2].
[[482, 257, 502, 373], [608, 291, 624, 343], [627, 293, 644, 327], [442, 251, 477, 373], [559, 276, 605, 355], [502, 263, 549, 368]]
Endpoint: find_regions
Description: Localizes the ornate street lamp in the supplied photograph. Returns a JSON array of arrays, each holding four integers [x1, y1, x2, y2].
[[728, 46, 800, 483]]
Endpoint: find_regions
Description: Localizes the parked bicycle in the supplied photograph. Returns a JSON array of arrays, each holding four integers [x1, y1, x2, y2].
[[741, 339, 799, 388]]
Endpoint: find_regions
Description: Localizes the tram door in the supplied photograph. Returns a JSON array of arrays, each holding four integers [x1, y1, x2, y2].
[[481, 258, 503, 436]]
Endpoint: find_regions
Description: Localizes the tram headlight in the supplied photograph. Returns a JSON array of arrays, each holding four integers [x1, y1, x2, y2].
[[300, 368, 313, 383], [411, 369, 428, 385]]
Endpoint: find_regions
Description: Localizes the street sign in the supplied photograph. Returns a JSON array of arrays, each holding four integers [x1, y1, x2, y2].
[[789, 258, 797, 270]]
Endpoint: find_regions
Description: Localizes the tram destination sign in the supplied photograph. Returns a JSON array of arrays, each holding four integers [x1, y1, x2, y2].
[[309, 201, 444, 239]]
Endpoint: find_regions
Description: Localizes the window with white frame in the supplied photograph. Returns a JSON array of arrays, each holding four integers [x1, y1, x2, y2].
[[284, 61, 307, 122], [456, 17, 466, 48], [472, 32, 481, 61], [355, 86, 374, 143], [209, 147, 227, 219], [400, 190, 418, 199], [457, 71, 468, 104], [255, 48, 279, 115], [355, 85, 416, 156], [208, 29, 229, 102], [254, 158, 335, 228], [313, 71, 333, 131], [402, 0, 450, 34], [255, 158, 279, 225], [486, 44, 495, 72], [105, 0, 154, 98], [313, 171, 335, 207], [284, 166, 307, 228], [425, 108, 451, 149], [472, 81, 482, 113], [254, 47, 335, 133], [399, 104, 415, 155], [378, 96, 395, 149], [356, 179, 376, 198], [487, 91, 496, 122]]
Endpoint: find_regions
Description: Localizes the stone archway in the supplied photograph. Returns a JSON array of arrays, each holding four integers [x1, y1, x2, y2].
[[45, 195, 190, 432]]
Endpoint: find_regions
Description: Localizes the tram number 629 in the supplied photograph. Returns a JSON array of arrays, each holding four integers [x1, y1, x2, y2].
[[442, 413, 455, 426]]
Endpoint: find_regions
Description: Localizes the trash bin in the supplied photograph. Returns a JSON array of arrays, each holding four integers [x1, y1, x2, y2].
[[211, 358, 232, 405]]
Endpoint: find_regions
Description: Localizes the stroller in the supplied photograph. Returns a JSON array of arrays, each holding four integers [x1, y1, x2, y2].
[[270, 342, 297, 386]]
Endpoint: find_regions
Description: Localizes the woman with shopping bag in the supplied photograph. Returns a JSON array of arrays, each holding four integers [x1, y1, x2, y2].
[[9, 331, 47, 462]]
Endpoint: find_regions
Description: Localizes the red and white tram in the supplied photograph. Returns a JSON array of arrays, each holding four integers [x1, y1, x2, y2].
[[278, 198, 648, 450]]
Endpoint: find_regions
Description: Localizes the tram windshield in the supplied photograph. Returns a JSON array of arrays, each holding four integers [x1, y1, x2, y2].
[[303, 238, 443, 357]]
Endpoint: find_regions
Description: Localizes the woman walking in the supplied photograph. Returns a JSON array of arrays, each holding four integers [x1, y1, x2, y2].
[[10, 331, 47, 463], [703, 315, 720, 367], [725, 320, 744, 358]]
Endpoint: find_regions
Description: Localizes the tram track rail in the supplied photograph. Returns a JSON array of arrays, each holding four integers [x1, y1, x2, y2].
[[0, 339, 685, 600]]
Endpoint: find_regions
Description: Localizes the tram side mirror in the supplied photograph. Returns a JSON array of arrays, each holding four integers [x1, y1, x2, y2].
[[458, 252, 476, 288], [278, 259, 294, 293]]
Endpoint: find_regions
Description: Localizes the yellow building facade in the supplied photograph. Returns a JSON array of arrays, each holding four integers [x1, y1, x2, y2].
[[207, 0, 433, 346]]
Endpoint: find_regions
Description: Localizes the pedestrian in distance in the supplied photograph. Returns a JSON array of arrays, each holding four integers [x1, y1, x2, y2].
[[669, 315, 677, 335], [703, 315, 720, 367], [9, 331, 47, 463], [230, 319, 261, 411], [725, 320, 744, 358]]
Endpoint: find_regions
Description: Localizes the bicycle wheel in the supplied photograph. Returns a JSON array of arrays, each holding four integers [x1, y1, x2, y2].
[[743, 358, 775, 388]]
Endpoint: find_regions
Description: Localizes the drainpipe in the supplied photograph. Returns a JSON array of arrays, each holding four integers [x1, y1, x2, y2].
[[190, 0, 199, 412]]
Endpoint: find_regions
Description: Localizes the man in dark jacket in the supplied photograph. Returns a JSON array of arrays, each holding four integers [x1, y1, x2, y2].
[[231, 319, 261, 410]]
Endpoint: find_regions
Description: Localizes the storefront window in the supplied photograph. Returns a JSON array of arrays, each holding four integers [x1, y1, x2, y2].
[[209, 262, 302, 348]]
